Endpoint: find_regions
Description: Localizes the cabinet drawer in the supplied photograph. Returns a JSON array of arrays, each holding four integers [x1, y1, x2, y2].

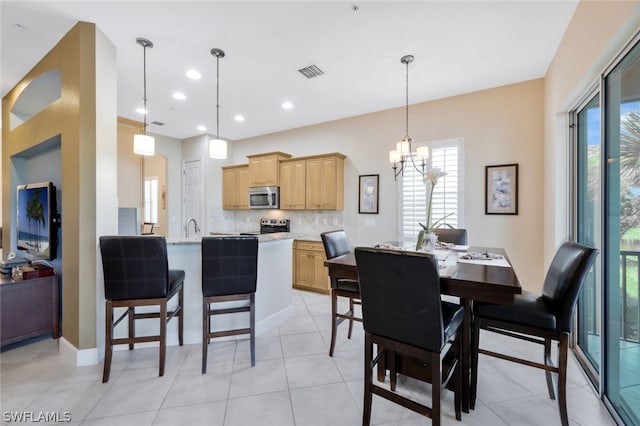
[[294, 240, 324, 252]]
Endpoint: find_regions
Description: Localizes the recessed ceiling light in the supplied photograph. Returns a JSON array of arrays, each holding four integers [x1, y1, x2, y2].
[[172, 92, 186, 100], [197, 125, 207, 131], [136, 107, 148, 115], [234, 115, 245, 122], [281, 101, 293, 110], [186, 69, 201, 80]]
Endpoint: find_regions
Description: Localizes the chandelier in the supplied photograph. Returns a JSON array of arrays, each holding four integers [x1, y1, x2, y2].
[[388, 54, 430, 180]]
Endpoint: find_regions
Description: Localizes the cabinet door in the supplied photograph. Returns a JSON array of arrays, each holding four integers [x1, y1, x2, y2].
[[312, 252, 329, 291], [306, 158, 323, 209], [222, 168, 238, 209], [249, 157, 264, 187], [260, 156, 279, 186], [235, 167, 250, 209], [280, 160, 306, 210], [294, 249, 315, 288], [319, 156, 338, 210]]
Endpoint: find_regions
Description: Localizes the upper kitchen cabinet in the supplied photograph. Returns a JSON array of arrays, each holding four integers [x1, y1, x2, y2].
[[279, 159, 306, 210], [117, 117, 143, 207], [306, 153, 345, 210], [247, 152, 291, 187], [222, 164, 250, 210]]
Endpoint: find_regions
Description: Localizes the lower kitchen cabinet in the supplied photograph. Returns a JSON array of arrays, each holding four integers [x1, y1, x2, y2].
[[293, 240, 329, 294]]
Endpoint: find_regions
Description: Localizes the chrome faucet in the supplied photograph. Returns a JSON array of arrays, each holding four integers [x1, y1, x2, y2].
[[185, 217, 200, 238]]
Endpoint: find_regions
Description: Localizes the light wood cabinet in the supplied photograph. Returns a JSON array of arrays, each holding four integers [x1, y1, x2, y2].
[[247, 152, 291, 187], [279, 159, 306, 210], [222, 165, 249, 209], [117, 117, 143, 207], [293, 240, 329, 294], [306, 153, 345, 210]]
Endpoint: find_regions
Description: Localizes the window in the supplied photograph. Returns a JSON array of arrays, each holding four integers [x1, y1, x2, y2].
[[399, 138, 463, 241], [143, 176, 158, 224]]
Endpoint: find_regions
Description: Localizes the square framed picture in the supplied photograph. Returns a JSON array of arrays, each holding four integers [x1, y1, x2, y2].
[[359, 174, 379, 214], [485, 164, 518, 215]]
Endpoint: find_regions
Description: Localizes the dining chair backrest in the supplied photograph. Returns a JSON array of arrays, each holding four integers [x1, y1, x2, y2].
[[99, 235, 170, 300], [355, 247, 445, 352], [201, 236, 258, 297], [541, 241, 598, 332], [321, 230, 351, 260], [433, 228, 468, 245]]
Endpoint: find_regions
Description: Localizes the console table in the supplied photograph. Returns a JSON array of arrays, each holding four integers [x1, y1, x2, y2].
[[0, 274, 60, 348]]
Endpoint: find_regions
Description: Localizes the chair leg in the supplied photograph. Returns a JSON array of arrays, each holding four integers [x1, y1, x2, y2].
[[178, 287, 184, 346], [389, 351, 397, 391], [544, 337, 556, 400], [558, 335, 569, 426], [329, 289, 338, 357], [347, 297, 354, 339], [128, 307, 135, 350], [363, 333, 373, 426], [455, 331, 463, 421], [102, 301, 114, 383], [250, 293, 256, 367], [470, 317, 481, 410], [202, 298, 209, 374], [431, 351, 442, 426], [159, 301, 167, 377]]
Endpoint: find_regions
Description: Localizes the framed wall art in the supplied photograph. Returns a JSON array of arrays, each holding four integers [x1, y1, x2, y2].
[[359, 174, 379, 214], [485, 163, 518, 215]]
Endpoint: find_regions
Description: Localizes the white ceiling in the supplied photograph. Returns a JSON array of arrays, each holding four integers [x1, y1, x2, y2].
[[1, 1, 578, 141]]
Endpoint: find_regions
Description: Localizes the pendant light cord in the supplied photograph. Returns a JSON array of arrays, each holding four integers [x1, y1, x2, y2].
[[405, 58, 409, 141], [142, 43, 148, 135], [216, 53, 220, 139]]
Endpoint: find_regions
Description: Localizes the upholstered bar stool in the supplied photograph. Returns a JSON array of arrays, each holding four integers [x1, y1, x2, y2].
[[320, 230, 362, 357], [201, 236, 258, 374], [99, 236, 184, 383], [471, 241, 597, 426]]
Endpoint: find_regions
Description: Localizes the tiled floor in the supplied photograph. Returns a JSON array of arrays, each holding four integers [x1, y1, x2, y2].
[[0, 289, 616, 425]]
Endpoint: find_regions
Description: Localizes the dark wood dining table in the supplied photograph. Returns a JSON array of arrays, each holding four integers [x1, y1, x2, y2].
[[323, 246, 522, 413]]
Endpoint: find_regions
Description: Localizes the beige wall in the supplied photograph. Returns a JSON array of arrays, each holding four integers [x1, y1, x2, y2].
[[1, 22, 117, 352], [544, 1, 640, 266], [231, 79, 545, 288]]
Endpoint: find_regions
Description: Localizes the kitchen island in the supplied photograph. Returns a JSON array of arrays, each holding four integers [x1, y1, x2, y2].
[[116, 233, 295, 347]]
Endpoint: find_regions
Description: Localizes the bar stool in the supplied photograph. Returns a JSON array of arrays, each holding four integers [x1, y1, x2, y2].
[[201, 236, 258, 373], [320, 230, 362, 357], [99, 235, 184, 383]]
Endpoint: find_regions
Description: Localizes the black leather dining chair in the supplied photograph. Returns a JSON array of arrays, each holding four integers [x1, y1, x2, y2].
[[201, 236, 258, 373], [433, 227, 468, 245], [355, 247, 464, 426], [99, 235, 184, 383], [320, 230, 362, 357], [471, 241, 598, 426]]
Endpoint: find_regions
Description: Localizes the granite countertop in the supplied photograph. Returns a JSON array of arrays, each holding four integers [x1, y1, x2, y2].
[[167, 232, 297, 245]]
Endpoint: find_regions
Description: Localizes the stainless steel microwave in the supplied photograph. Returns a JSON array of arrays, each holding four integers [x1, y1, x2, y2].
[[249, 186, 279, 209]]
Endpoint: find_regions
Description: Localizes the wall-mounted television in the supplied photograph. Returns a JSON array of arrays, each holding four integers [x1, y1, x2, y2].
[[16, 181, 58, 260]]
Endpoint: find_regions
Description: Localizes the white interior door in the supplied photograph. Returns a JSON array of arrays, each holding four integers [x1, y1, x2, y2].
[[182, 159, 203, 238]]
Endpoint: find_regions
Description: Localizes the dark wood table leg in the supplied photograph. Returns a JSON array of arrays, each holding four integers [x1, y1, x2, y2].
[[461, 297, 471, 413]]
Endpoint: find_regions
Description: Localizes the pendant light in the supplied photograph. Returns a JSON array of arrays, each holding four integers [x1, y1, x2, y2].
[[133, 37, 155, 156], [209, 48, 227, 159]]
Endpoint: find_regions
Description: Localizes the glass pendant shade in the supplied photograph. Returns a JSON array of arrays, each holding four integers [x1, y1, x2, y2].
[[389, 150, 402, 164], [209, 138, 227, 159], [133, 134, 155, 156], [396, 140, 410, 155], [416, 146, 430, 160]]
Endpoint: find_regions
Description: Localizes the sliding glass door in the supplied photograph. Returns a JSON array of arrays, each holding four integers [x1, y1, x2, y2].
[[604, 39, 640, 425], [575, 37, 640, 426]]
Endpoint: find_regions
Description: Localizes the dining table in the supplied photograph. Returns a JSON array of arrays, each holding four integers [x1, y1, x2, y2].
[[323, 245, 522, 413]]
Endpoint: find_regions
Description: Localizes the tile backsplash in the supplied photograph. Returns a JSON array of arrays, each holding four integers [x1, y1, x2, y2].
[[208, 209, 344, 236]]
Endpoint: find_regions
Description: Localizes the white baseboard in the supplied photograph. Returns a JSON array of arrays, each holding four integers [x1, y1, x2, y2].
[[59, 337, 99, 366]]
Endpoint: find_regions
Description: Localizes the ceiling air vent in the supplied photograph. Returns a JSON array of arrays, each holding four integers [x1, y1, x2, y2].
[[298, 64, 324, 79], [151, 121, 164, 126]]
